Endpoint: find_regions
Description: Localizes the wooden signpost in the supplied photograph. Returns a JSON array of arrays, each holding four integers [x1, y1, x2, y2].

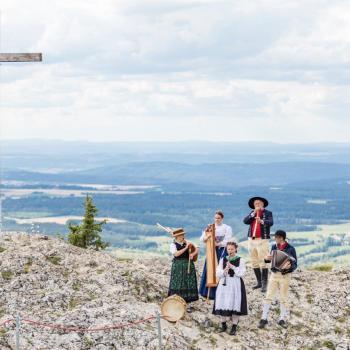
[[0, 53, 42, 62]]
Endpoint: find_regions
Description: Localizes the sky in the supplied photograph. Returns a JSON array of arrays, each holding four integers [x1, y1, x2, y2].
[[0, 0, 350, 143]]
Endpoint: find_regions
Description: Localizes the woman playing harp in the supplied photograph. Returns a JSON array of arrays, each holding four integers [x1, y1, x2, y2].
[[199, 211, 234, 300]]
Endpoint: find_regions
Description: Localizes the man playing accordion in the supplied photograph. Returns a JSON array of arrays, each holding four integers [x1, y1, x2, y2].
[[258, 230, 297, 329]]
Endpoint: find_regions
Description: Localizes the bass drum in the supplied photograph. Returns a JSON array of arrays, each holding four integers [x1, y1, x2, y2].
[[161, 295, 187, 322]]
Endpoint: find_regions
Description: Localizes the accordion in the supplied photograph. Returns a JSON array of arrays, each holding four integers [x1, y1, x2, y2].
[[271, 250, 296, 271]]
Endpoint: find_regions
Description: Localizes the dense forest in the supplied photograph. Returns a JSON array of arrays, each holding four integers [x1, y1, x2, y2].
[[3, 178, 350, 245], [2, 141, 350, 264]]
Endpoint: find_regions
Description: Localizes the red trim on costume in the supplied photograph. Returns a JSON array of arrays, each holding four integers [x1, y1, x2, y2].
[[277, 242, 288, 250]]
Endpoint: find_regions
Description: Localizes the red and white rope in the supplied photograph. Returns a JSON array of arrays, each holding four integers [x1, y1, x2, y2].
[[20, 315, 156, 333]]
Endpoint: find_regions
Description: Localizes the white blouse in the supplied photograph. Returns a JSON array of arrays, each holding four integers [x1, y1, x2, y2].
[[200, 223, 234, 248], [216, 257, 246, 279], [169, 242, 178, 255], [169, 241, 186, 255]]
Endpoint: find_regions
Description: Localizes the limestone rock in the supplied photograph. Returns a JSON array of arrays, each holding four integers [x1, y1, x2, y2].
[[0, 232, 349, 349]]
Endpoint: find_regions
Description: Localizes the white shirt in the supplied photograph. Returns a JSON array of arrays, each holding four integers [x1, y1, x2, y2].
[[169, 242, 177, 255], [169, 241, 186, 255], [200, 223, 234, 248]]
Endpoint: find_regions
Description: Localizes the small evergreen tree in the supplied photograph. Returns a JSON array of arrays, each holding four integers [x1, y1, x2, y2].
[[68, 195, 109, 250]]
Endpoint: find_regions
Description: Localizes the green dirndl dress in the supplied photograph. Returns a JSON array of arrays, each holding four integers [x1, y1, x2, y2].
[[168, 241, 199, 303]]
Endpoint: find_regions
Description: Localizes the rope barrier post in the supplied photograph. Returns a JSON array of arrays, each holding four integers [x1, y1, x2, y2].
[[156, 311, 162, 350], [15, 314, 21, 350]]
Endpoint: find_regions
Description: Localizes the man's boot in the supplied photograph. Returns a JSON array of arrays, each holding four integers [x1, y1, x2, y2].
[[218, 322, 227, 333], [253, 268, 262, 289], [258, 319, 268, 329], [261, 268, 268, 293], [229, 324, 237, 336], [278, 319, 287, 328]]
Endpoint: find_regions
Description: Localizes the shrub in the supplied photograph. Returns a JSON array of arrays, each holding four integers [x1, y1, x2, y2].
[[1, 270, 13, 280], [310, 264, 333, 272], [46, 255, 61, 265]]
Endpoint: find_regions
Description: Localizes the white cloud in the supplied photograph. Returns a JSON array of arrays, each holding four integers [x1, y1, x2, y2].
[[0, 0, 349, 142]]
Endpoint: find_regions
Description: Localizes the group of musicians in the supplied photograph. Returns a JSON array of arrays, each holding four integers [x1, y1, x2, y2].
[[167, 196, 298, 334]]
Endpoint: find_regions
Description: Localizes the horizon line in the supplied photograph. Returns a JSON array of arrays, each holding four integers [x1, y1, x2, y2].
[[2, 139, 350, 146]]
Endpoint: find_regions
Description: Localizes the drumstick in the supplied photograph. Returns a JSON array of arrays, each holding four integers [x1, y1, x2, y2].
[[187, 246, 191, 274]]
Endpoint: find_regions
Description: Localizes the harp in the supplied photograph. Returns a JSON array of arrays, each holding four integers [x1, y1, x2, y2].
[[205, 223, 218, 296], [271, 250, 295, 271]]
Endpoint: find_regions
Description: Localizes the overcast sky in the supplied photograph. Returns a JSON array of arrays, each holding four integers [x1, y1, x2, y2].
[[1, 0, 350, 142]]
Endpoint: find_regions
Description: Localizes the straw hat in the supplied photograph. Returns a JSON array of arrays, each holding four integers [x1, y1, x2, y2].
[[172, 228, 186, 237]]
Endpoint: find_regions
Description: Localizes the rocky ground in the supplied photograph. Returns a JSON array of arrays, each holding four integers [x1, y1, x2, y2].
[[0, 232, 349, 350]]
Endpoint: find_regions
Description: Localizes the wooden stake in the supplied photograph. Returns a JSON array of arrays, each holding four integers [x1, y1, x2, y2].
[[0, 53, 42, 62]]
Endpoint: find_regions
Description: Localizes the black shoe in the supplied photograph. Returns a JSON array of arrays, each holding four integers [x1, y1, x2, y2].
[[253, 268, 262, 289], [278, 319, 287, 328], [261, 268, 268, 293], [218, 322, 227, 333], [258, 319, 268, 329], [229, 324, 237, 336], [187, 306, 194, 313]]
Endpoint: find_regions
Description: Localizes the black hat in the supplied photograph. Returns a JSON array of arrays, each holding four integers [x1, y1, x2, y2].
[[274, 230, 287, 240], [248, 196, 269, 209]]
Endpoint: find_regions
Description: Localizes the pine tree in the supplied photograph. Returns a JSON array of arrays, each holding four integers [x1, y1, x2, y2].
[[68, 195, 109, 250]]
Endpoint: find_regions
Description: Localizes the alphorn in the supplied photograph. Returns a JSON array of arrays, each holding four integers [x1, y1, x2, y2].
[[156, 223, 173, 234]]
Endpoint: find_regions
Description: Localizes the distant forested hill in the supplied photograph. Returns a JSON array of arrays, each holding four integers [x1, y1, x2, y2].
[[2, 140, 350, 265], [3, 141, 350, 172], [4, 161, 350, 190]]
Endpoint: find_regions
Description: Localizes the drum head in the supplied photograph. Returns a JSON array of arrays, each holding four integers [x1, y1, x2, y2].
[[161, 295, 187, 322]]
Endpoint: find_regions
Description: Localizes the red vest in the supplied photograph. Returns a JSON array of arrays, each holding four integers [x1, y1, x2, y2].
[[250, 209, 264, 238]]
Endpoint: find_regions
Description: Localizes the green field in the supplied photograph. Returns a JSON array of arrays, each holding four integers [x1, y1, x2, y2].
[[238, 222, 350, 267], [288, 222, 350, 239], [285, 223, 350, 266]]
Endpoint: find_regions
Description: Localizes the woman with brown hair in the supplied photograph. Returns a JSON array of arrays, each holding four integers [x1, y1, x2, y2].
[[199, 210, 234, 299]]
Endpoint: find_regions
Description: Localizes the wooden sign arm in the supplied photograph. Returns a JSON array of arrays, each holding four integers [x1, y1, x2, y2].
[[0, 53, 42, 62]]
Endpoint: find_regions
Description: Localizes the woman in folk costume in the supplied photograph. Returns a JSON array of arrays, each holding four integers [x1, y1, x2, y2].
[[199, 211, 234, 300], [168, 228, 199, 312], [213, 241, 247, 336]]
